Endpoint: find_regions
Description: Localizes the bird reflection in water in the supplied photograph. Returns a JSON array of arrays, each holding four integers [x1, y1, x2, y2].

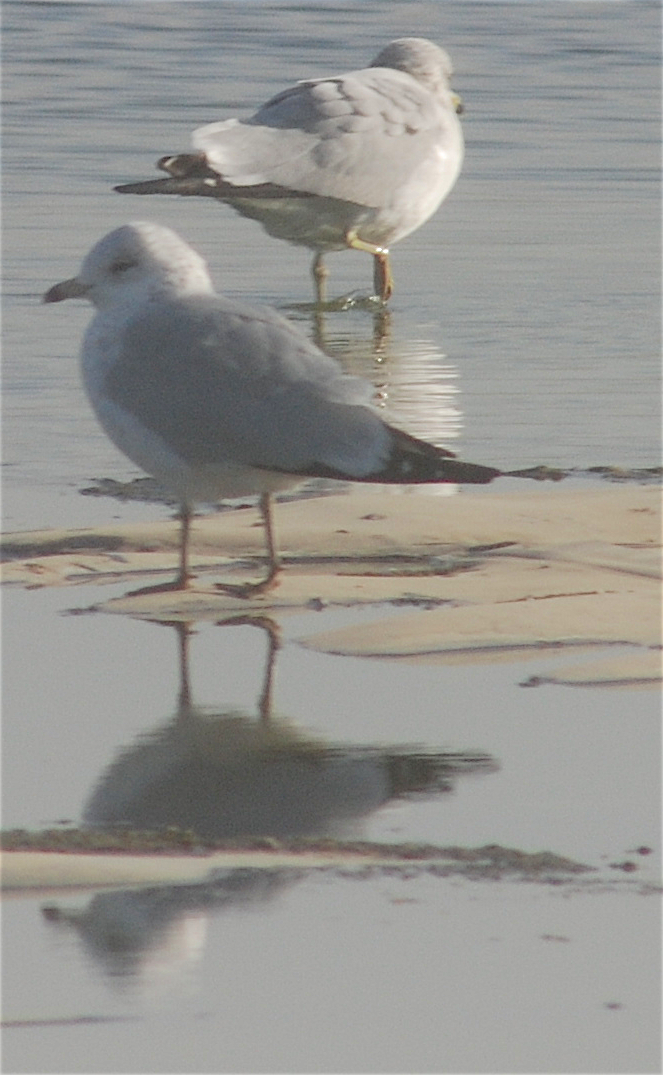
[[84, 618, 495, 841], [42, 867, 288, 992], [308, 317, 463, 455], [42, 619, 497, 990], [305, 292, 392, 354]]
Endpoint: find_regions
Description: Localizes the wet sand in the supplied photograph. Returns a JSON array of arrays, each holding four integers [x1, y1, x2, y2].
[[2, 484, 660, 686], [1, 834, 592, 893]]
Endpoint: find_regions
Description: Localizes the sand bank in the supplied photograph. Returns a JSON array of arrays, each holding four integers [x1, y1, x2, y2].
[[2, 484, 660, 684]]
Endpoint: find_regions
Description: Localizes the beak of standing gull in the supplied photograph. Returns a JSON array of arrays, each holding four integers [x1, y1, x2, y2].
[[43, 277, 90, 303]]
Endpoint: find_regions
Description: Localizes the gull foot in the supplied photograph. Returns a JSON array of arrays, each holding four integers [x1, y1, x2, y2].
[[213, 572, 281, 600], [123, 575, 193, 597]]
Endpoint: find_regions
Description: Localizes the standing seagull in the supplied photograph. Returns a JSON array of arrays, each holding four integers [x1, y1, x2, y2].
[[114, 38, 464, 304], [44, 222, 499, 597]]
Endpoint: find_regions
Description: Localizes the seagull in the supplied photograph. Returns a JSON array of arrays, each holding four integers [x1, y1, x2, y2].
[[114, 38, 464, 304], [43, 222, 499, 597]]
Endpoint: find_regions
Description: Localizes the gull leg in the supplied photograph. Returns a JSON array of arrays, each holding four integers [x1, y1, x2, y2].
[[260, 491, 281, 586], [311, 252, 328, 305], [123, 504, 194, 596], [345, 230, 392, 302], [216, 615, 282, 720], [251, 491, 282, 593], [214, 492, 282, 599], [126, 497, 282, 600], [372, 250, 394, 302], [257, 617, 281, 720], [372, 305, 392, 353], [175, 504, 193, 588]]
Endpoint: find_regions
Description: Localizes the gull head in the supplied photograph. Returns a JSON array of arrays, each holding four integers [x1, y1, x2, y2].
[[370, 37, 455, 94], [43, 221, 214, 310]]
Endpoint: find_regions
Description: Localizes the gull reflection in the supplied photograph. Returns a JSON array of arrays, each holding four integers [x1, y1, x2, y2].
[[84, 619, 496, 841], [42, 619, 497, 993], [298, 306, 462, 453], [42, 867, 292, 995], [306, 299, 393, 354]]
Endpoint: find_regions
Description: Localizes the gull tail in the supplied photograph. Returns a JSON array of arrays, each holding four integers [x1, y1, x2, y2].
[[115, 154, 316, 201], [158, 153, 217, 178], [115, 153, 223, 197]]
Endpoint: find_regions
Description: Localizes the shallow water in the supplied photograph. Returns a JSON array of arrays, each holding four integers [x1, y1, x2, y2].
[[3, 872, 661, 1075], [2, 580, 661, 1073], [2, 584, 660, 858], [2, 1, 661, 1072], [3, 0, 661, 531]]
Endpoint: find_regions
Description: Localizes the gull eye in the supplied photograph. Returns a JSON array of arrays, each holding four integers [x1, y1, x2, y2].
[[110, 258, 136, 276]]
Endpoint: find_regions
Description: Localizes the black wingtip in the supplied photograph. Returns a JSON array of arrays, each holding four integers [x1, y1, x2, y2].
[[113, 177, 221, 198], [114, 182, 151, 194], [371, 428, 500, 485], [383, 457, 501, 485]]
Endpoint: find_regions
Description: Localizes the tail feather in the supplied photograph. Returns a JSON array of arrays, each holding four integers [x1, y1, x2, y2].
[[158, 153, 215, 178], [115, 152, 317, 202], [115, 153, 229, 198]]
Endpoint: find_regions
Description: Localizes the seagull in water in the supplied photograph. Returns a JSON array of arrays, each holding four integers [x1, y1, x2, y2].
[[114, 38, 464, 304], [44, 222, 499, 597]]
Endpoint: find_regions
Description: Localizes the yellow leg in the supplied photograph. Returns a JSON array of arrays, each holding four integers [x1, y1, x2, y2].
[[311, 252, 328, 305], [372, 250, 394, 302], [346, 231, 393, 302]]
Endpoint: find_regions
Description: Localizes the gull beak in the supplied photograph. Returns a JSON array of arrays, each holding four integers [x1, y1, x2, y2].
[[452, 92, 464, 116], [42, 277, 90, 304]]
